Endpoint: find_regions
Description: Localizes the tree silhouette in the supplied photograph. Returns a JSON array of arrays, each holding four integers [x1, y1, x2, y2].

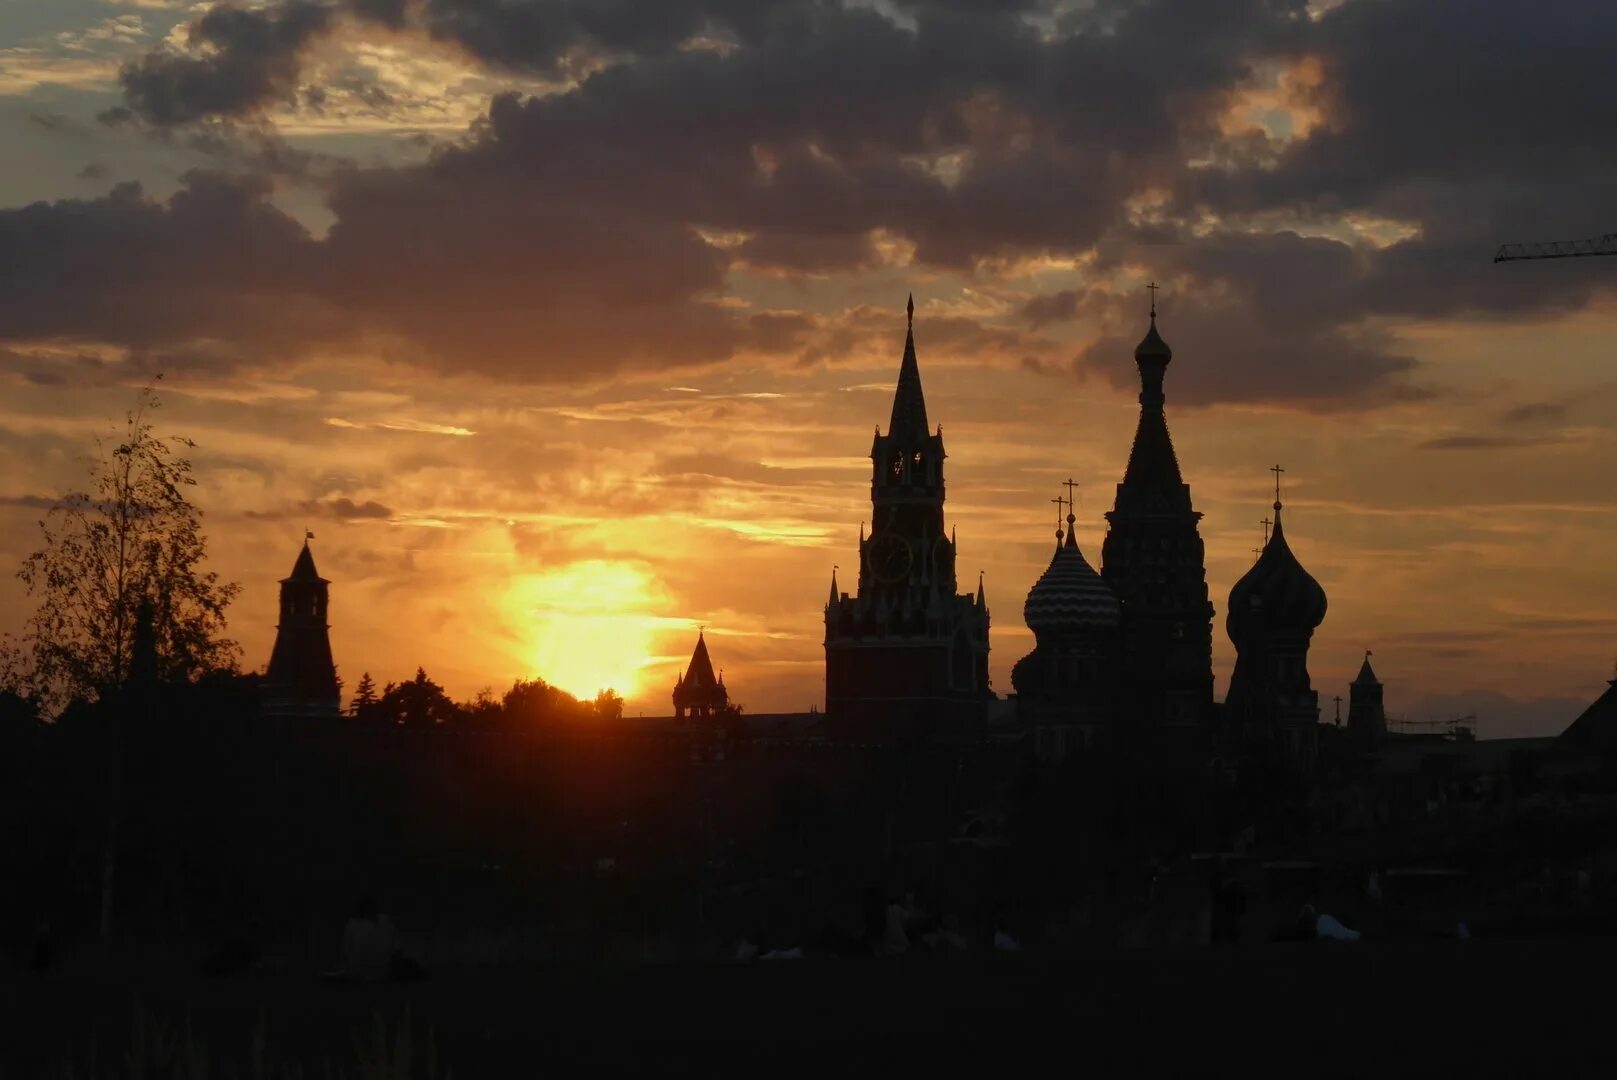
[[4, 383, 239, 710], [350, 671, 378, 717], [594, 689, 624, 722], [377, 667, 463, 727]]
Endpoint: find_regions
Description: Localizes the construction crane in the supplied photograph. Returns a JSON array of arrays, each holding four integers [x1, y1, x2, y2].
[[1494, 232, 1617, 262]]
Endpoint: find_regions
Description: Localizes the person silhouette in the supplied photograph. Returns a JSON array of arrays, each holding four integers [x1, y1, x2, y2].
[[336, 896, 395, 981]]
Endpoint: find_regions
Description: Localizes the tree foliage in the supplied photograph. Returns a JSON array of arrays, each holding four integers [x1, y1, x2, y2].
[[350, 671, 379, 717], [6, 383, 239, 709], [376, 667, 464, 728]]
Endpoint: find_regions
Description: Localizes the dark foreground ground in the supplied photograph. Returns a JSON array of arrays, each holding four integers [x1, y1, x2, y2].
[[5, 941, 1614, 1077]]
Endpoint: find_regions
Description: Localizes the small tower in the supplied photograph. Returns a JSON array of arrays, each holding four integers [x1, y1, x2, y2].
[[1224, 471, 1327, 768], [263, 535, 340, 719], [673, 629, 729, 720], [1347, 651, 1387, 740]]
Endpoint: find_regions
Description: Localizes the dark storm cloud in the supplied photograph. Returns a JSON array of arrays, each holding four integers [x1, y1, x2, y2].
[[1178, 0, 1617, 320], [1019, 290, 1079, 329], [119, 2, 334, 126], [1073, 287, 1422, 409], [0, 167, 737, 380], [0, 173, 326, 352], [14, 0, 1613, 399]]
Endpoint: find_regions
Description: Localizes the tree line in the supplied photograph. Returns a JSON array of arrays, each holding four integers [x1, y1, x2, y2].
[[346, 667, 624, 728]]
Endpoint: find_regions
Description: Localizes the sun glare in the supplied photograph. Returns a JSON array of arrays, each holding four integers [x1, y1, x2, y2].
[[505, 560, 666, 701]]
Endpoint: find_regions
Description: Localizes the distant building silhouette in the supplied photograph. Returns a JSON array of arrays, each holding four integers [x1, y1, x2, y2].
[[1224, 491, 1327, 767], [825, 296, 991, 739], [1347, 651, 1387, 741], [263, 537, 340, 719], [1101, 300, 1215, 735], [1013, 504, 1120, 762], [673, 630, 729, 719], [1559, 674, 1617, 753]]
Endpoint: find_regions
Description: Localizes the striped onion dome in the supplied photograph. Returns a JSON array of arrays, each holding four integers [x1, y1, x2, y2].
[[1024, 517, 1120, 636], [1227, 502, 1326, 640]]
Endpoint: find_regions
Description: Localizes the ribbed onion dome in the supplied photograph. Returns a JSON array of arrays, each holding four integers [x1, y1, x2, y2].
[[1227, 503, 1327, 641], [1135, 314, 1173, 364], [1024, 518, 1120, 636]]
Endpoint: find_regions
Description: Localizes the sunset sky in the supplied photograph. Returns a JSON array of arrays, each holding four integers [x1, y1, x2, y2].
[[3, 0, 1616, 734]]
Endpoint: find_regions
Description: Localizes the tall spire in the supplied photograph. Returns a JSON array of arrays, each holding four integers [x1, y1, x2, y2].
[[1116, 297, 1186, 509], [888, 294, 929, 443]]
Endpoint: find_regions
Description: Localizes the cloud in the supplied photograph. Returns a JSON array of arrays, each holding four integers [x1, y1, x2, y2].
[[1499, 402, 1567, 426], [118, 2, 334, 125], [1418, 435, 1555, 452], [5, 0, 1610, 408], [303, 496, 395, 519], [1018, 290, 1079, 329]]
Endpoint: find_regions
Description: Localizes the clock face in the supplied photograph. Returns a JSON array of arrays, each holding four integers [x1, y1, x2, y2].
[[869, 533, 913, 583]]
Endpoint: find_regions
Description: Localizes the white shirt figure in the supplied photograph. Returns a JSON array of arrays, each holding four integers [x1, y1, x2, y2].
[[883, 903, 910, 955], [1314, 913, 1360, 942], [341, 914, 395, 980]]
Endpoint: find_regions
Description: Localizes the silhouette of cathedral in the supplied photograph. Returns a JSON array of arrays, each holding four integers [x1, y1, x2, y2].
[[673, 630, 729, 719], [824, 297, 991, 739], [262, 536, 340, 719], [1012, 294, 1330, 767]]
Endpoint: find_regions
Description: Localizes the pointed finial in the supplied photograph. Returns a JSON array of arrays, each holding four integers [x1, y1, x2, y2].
[[1051, 495, 1066, 547], [1145, 280, 1159, 319], [1063, 477, 1079, 513], [1269, 463, 1286, 510], [1260, 516, 1272, 545], [906, 293, 914, 329], [304, 528, 313, 546]]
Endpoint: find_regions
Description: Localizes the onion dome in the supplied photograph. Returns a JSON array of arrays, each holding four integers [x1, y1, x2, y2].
[[1135, 312, 1173, 365], [1024, 513, 1120, 636], [1010, 649, 1043, 696], [1227, 501, 1326, 641]]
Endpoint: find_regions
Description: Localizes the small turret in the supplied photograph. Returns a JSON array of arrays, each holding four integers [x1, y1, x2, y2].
[[263, 534, 340, 719]]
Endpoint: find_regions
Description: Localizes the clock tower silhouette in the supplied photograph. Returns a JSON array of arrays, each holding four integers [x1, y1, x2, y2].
[[824, 297, 991, 740]]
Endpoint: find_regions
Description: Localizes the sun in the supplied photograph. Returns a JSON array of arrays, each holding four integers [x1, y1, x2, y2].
[[504, 560, 665, 701]]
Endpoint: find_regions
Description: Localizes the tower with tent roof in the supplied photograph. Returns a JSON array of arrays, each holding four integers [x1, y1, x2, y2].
[[1100, 290, 1216, 736], [673, 629, 730, 719], [263, 534, 341, 719], [823, 296, 992, 740]]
